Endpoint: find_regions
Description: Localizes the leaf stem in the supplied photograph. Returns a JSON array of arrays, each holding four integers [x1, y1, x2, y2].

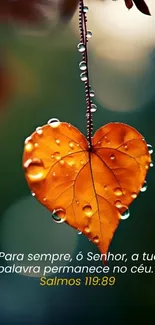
[[79, 0, 93, 150]]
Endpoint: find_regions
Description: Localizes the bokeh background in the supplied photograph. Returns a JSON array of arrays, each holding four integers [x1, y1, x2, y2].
[[0, 0, 155, 324]]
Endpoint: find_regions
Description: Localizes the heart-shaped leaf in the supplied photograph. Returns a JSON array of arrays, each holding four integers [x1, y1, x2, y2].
[[23, 121, 151, 254]]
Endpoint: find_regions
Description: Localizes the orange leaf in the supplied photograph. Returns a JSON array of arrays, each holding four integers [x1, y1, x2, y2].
[[23, 121, 151, 254]]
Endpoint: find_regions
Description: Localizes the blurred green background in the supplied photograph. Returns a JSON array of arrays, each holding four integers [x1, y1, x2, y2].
[[0, 9, 155, 324]]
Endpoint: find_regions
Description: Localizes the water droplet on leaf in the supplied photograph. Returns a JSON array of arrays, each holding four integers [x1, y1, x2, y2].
[[150, 162, 154, 168], [93, 236, 99, 244], [55, 139, 60, 145], [25, 142, 33, 153], [120, 209, 130, 220], [147, 144, 153, 154], [48, 118, 60, 128], [131, 192, 137, 199], [114, 200, 122, 208], [82, 204, 92, 217], [110, 154, 115, 160], [53, 152, 61, 160], [84, 226, 90, 233], [36, 127, 43, 135], [52, 208, 66, 223], [69, 141, 75, 150], [114, 188, 123, 196], [24, 158, 45, 182], [140, 181, 147, 192]]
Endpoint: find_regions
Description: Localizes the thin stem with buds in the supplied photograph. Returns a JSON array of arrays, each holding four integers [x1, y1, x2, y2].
[[78, 0, 94, 150]]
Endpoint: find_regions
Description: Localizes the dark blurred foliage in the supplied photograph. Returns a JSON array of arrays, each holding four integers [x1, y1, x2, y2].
[[0, 0, 79, 25], [124, 0, 150, 15], [0, 50, 13, 108]]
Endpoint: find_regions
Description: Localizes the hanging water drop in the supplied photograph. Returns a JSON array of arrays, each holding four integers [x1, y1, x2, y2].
[[120, 209, 130, 220], [87, 31, 92, 39], [90, 89, 95, 98], [31, 192, 35, 197], [79, 61, 87, 71], [80, 72, 87, 82], [90, 104, 97, 112], [78, 231, 82, 235], [83, 6, 88, 12], [140, 181, 147, 192], [52, 208, 66, 223], [150, 162, 154, 168], [48, 118, 60, 128], [77, 42, 85, 53], [147, 144, 153, 154]]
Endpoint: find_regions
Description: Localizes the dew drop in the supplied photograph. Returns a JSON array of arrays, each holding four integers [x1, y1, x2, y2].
[[131, 192, 137, 199], [114, 188, 123, 196], [114, 200, 122, 208], [147, 144, 153, 154], [84, 226, 90, 234], [110, 154, 115, 160], [43, 197, 47, 202], [56, 139, 60, 145], [124, 144, 128, 150], [87, 31, 92, 39], [82, 204, 92, 217], [31, 192, 35, 197], [24, 158, 45, 182], [59, 159, 65, 165], [80, 160, 84, 165], [140, 181, 147, 192], [36, 127, 43, 135], [25, 142, 33, 153], [53, 152, 61, 160], [145, 163, 149, 170], [83, 6, 88, 12], [76, 200, 79, 205], [52, 208, 66, 223], [120, 209, 130, 220], [90, 104, 97, 113], [77, 42, 85, 53], [52, 172, 56, 177], [69, 141, 75, 150], [78, 231, 82, 235], [80, 72, 87, 82], [150, 162, 154, 168], [93, 236, 99, 244], [90, 89, 95, 98], [25, 136, 32, 144], [48, 118, 60, 128], [79, 61, 87, 71]]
